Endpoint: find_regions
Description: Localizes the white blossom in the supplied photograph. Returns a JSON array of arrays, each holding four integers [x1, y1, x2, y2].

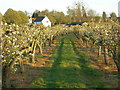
[[4, 23, 7, 25], [10, 27, 12, 29], [8, 50, 10, 52], [16, 25, 19, 27], [8, 40, 12, 43], [12, 31, 16, 34], [12, 52, 16, 54], [13, 24, 16, 26], [5, 35, 9, 38], [28, 38, 30, 40], [1, 55, 4, 58], [14, 68, 17, 71]]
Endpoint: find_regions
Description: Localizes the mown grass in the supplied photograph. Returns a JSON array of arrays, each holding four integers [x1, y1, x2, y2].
[[30, 35, 108, 88]]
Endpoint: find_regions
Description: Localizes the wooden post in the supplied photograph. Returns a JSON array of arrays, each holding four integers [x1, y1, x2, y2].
[[98, 46, 102, 57], [32, 42, 36, 63], [103, 45, 107, 65]]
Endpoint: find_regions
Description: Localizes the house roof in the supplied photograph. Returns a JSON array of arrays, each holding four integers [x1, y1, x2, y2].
[[34, 16, 46, 22]]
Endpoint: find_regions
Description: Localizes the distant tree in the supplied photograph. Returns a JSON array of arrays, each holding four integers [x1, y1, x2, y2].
[[32, 10, 40, 18], [110, 12, 117, 22], [64, 15, 72, 24], [38, 9, 56, 25], [87, 9, 97, 17], [0, 13, 2, 23], [82, 6, 87, 18], [102, 11, 107, 22], [67, 6, 73, 17], [67, 1, 83, 22], [18, 11, 29, 24], [32, 12, 38, 18], [75, 2, 83, 22], [2, 16, 6, 23], [75, 2, 82, 17], [51, 11, 65, 24], [25, 11, 29, 16], [118, 17, 120, 24], [4, 8, 22, 24], [25, 11, 32, 17], [38, 9, 48, 16], [67, 7, 76, 22]]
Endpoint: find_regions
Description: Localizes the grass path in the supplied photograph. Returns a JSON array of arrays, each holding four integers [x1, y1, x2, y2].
[[31, 35, 107, 88]]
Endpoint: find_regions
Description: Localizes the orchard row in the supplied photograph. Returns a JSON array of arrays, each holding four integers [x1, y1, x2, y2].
[[1, 23, 120, 80]]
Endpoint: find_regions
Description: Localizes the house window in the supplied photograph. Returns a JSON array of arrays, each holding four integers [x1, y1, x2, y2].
[[46, 21, 49, 23]]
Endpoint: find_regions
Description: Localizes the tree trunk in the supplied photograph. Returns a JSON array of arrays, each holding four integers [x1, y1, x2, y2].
[[2, 58, 16, 88], [98, 46, 102, 57], [103, 46, 107, 65], [49, 36, 52, 46], [114, 58, 120, 88], [2, 67, 11, 88], [38, 42, 43, 55], [19, 57, 24, 73], [32, 42, 36, 63], [49, 39, 51, 46], [118, 66, 120, 88], [86, 41, 88, 48], [112, 52, 120, 88], [51, 35, 54, 44], [116, 51, 120, 88]]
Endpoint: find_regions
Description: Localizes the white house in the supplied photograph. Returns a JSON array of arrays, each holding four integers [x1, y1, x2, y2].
[[34, 16, 51, 27]]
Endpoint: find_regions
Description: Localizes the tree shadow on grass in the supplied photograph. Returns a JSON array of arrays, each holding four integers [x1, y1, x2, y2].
[[70, 39, 107, 88], [44, 38, 65, 88], [31, 36, 107, 88], [6, 35, 115, 88]]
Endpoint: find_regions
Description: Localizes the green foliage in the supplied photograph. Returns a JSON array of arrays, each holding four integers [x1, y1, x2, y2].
[[51, 11, 65, 24], [82, 6, 87, 18], [110, 12, 117, 22], [32, 10, 39, 18], [31, 35, 105, 88], [102, 11, 107, 22], [0, 12, 2, 23], [87, 9, 97, 17], [18, 11, 29, 24], [66, 2, 83, 22], [4, 8, 22, 24], [4, 8, 29, 24]]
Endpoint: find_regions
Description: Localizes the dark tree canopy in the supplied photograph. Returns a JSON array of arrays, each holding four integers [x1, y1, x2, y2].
[[82, 6, 87, 18], [110, 12, 117, 22], [32, 12, 38, 18], [18, 11, 29, 24], [102, 11, 107, 22], [87, 9, 97, 17], [32, 10, 40, 18], [0, 13, 2, 23], [4, 8, 29, 24], [4, 8, 22, 24]]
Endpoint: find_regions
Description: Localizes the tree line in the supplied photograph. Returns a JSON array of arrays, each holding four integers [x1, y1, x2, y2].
[[0, 2, 119, 25], [0, 8, 29, 25]]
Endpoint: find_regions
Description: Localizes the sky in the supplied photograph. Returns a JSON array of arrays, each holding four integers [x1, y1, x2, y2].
[[0, 0, 119, 16]]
